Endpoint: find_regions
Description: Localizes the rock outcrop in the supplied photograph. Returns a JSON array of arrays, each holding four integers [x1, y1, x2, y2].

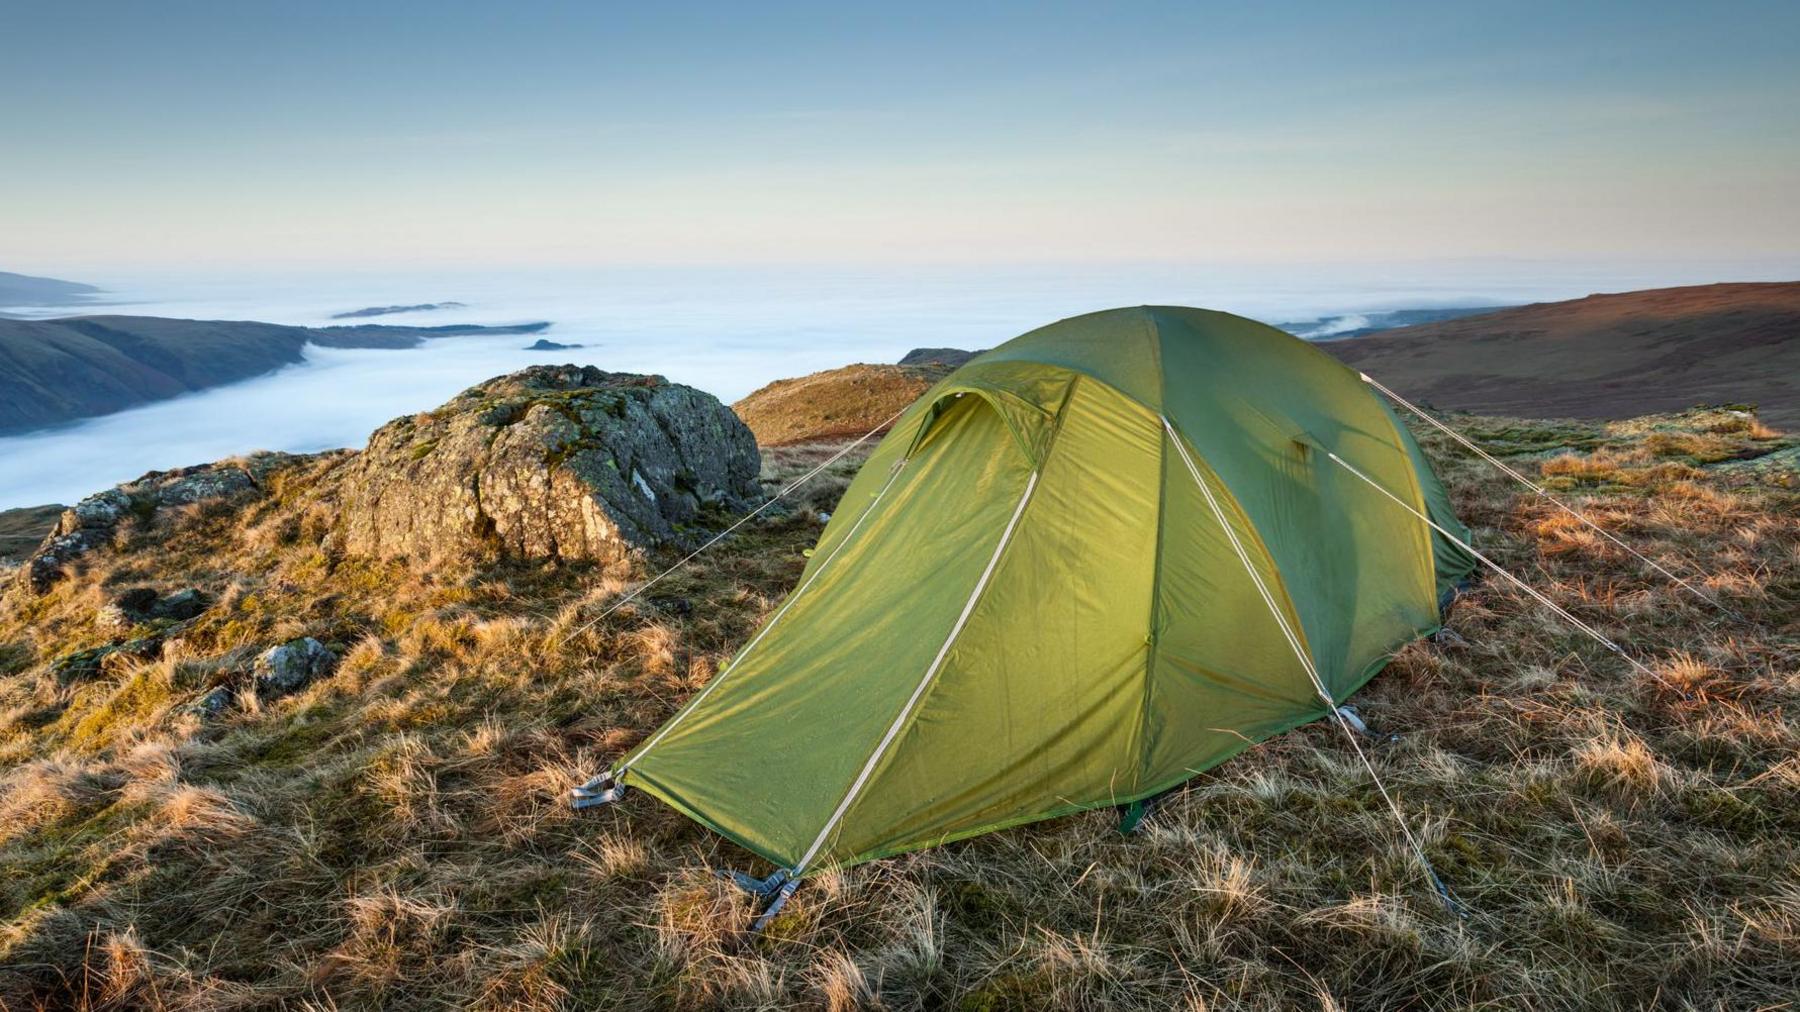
[[15, 458, 286, 594], [338, 365, 760, 567]]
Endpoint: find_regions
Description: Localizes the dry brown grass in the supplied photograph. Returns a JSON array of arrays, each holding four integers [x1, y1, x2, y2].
[[0, 407, 1796, 1010], [733, 363, 950, 446]]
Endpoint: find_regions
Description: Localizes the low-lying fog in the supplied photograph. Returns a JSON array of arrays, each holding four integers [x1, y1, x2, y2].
[[2, 260, 1784, 510]]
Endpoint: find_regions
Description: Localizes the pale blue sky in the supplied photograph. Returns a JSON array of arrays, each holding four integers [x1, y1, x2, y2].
[[4, 1, 1797, 270]]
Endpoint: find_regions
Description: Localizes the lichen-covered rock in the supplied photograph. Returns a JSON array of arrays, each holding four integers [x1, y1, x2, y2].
[[255, 637, 336, 697], [50, 636, 164, 686], [337, 365, 761, 568], [13, 458, 289, 595], [97, 586, 211, 629], [186, 686, 236, 719]]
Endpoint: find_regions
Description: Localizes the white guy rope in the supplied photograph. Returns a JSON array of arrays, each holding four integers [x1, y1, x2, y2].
[[1360, 372, 1737, 618], [612, 459, 908, 777], [1163, 418, 1461, 912], [557, 403, 912, 649], [1325, 449, 1686, 697], [793, 469, 1041, 874]]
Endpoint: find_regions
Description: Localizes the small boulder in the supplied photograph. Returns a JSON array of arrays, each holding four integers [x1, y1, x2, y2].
[[152, 588, 210, 621], [95, 586, 210, 629], [96, 603, 136, 631], [255, 637, 337, 697], [50, 636, 164, 686], [185, 686, 236, 719]]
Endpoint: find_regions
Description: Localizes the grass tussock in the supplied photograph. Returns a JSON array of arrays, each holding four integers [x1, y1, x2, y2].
[[0, 408, 1797, 1009]]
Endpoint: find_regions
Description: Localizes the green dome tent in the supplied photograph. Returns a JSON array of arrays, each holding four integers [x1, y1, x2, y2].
[[588, 306, 1477, 889]]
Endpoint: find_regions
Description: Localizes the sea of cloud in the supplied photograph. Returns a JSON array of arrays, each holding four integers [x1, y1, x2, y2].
[[1, 260, 1785, 509]]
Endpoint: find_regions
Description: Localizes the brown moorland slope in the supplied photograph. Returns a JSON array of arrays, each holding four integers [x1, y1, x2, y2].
[[733, 361, 951, 445], [1323, 281, 1800, 427]]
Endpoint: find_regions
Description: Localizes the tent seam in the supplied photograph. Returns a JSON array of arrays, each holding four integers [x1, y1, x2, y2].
[[1134, 307, 1168, 788], [794, 381, 1081, 872], [1133, 405, 1169, 792], [1163, 420, 1324, 699], [1368, 399, 1450, 612]]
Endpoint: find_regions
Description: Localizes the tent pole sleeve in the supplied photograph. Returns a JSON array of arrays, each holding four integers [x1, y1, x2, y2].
[[613, 458, 911, 778], [1359, 372, 1737, 618], [1164, 417, 1464, 916], [792, 469, 1041, 875], [1324, 449, 1687, 698]]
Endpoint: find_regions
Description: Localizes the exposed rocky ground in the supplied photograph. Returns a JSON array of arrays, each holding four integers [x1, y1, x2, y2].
[[13, 457, 293, 596], [10, 366, 759, 599], [0, 388, 1795, 1009]]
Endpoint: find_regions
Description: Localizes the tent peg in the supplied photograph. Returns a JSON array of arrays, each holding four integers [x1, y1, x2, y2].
[[715, 868, 801, 933], [570, 772, 626, 810]]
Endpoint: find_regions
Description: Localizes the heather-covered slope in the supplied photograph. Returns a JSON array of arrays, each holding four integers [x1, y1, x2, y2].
[[1323, 281, 1800, 427], [0, 397, 1795, 1009], [0, 315, 551, 434]]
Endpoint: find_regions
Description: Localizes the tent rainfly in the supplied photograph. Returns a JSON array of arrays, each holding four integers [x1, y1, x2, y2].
[[580, 306, 1479, 908]]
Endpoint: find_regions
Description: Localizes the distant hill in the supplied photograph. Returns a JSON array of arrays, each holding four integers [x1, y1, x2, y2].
[[0, 504, 62, 562], [734, 362, 951, 445], [1275, 305, 1514, 340], [0, 270, 103, 309], [899, 346, 985, 368], [0, 315, 550, 434], [330, 302, 466, 319], [1323, 282, 1800, 427]]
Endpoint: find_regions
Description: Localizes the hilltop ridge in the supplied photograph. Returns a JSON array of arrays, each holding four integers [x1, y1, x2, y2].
[[1323, 281, 1800, 426], [0, 270, 103, 310], [0, 315, 551, 435]]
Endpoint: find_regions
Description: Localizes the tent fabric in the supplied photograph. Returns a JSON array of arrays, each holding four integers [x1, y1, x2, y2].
[[615, 306, 1477, 874]]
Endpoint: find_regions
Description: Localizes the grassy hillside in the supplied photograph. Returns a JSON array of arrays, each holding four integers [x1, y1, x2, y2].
[[0, 410, 1795, 1009], [0, 316, 551, 435], [1323, 282, 1800, 427], [0, 506, 63, 564], [734, 363, 951, 445]]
